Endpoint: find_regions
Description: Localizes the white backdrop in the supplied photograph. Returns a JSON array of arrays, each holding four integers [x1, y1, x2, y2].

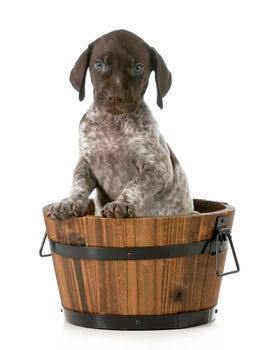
[[0, 1, 264, 349]]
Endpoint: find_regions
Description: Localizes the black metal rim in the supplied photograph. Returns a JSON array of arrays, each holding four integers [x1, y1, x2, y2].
[[48, 238, 228, 261], [63, 306, 218, 330]]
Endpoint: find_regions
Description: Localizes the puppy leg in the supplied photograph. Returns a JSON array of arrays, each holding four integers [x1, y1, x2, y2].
[[49, 157, 97, 219], [101, 163, 170, 218]]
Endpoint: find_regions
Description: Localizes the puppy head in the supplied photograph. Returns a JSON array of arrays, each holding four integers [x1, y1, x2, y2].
[[70, 30, 172, 113]]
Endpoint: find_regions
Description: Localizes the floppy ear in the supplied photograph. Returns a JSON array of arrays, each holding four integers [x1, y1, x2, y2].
[[150, 47, 172, 109], [69, 43, 93, 101]]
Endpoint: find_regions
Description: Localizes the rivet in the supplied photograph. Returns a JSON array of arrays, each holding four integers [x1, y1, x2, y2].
[[128, 252, 133, 258], [136, 320, 141, 325]]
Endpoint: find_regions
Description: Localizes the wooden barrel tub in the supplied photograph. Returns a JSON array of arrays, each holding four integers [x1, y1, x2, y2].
[[41, 199, 239, 330]]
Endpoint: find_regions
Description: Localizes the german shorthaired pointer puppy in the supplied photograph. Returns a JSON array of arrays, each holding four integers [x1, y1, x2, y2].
[[49, 29, 193, 219]]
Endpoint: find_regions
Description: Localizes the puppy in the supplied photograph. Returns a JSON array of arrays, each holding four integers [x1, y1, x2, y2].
[[49, 29, 193, 219]]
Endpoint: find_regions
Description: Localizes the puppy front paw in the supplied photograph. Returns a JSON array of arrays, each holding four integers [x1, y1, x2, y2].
[[48, 197, 90, 220], [101, 201, 136, 218]]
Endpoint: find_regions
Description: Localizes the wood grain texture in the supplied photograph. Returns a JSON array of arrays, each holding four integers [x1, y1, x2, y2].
[[43, 199, 235, 316]]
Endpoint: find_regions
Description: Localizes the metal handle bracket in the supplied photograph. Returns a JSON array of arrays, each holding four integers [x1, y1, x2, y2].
[[215, 216, 240, 277], [39, 232, 51, 257]]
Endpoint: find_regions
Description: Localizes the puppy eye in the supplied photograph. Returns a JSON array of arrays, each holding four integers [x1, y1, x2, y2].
[[94, 59, 104, 70], [134, 63, 144, 74]]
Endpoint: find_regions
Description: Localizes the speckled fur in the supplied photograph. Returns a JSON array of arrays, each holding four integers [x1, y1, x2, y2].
[[49, 30, 193, 219]]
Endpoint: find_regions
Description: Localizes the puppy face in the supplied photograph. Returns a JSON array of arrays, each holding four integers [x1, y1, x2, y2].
[[89, 32, 152, 114], [70, 30, 172, 112]]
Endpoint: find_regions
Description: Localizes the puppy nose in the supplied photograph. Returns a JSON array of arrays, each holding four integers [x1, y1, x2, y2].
[[107, 94, 124, 103]]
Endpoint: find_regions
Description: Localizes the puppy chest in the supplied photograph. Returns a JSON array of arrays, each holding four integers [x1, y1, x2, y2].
[[81, 134, 140, 183]]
